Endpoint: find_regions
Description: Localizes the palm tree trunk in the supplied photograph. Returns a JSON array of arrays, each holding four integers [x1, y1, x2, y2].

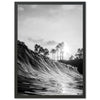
[[52, 53, 53, 59], [53, 54, 55, 60], [60, 52, 61, 60], [57, 51, 58, 60], [62, 51, 64, 60]]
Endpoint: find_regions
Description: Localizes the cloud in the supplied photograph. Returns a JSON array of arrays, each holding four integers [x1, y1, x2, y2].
[[61, 5, 82, 10], [28, 38, 44, 43], [18, 6, 24, 11], [28, 38, 57, 46], [46, 40, 57, 45], [31, 5, 38, 9], [48, 5, 77, 15]]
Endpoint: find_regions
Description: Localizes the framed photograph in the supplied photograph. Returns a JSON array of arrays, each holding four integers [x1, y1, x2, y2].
[[15, 2, 86, 98]]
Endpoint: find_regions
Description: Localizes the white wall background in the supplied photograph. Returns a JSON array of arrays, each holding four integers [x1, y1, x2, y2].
[[0, 0, 100, 100]]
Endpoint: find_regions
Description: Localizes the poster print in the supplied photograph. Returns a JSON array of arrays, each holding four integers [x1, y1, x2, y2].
[[15, 2, 86, 98]]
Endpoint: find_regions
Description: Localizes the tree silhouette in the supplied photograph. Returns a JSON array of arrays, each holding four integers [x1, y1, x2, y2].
[[56, 44, 60, 60], [44, 48, 49, 56], [75, 48, 83, 59], [34, 44, 40, 53], [59, 42, 64, 60], [38, 46, 44, 54], [50, 49, 56, 60], [34, 44, 49, 57], [69, 55, 74, 60]]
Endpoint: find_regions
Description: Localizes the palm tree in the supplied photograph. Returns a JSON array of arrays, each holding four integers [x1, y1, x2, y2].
[[59, 42, 64, 60], [38, 46, 44, 54], [34, 44, 40, 53], [69, 55, 74, 60], [50, 49, 56, 60], [44, 48, 49, 56], [56, 44, 60, 60], [61, 42, 64, 60], [75, 48, 83, 59]]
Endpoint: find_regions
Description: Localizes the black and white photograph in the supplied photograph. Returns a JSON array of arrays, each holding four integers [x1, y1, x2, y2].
[[15, 2, 86, 98]]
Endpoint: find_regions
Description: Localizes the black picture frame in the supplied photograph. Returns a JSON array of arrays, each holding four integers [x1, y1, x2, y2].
[[15, 2, 86, 98]]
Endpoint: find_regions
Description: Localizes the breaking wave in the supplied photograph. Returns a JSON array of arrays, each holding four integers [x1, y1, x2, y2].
[[17, 41, 83, 95]]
